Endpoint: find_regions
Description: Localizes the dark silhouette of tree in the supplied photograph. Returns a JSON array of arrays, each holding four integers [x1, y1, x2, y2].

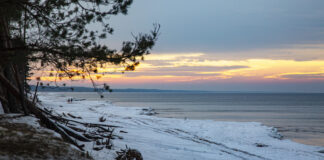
[[0, 0, 160, 114]]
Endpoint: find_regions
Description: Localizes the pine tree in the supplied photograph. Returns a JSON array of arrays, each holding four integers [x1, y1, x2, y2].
[[0, 0, 160, 114]]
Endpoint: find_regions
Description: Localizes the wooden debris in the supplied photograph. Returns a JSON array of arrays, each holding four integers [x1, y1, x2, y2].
[[119, 130, 128, 133], [255, 143, 268, 148], [99, 116, 106, 122], [68, 125, 86, 132], [93, 146, 104, 151], [67, 113, 82, 119], [0, 73, 124, 152], [55, 122, 91, 142], [42, 110, 120, 128]]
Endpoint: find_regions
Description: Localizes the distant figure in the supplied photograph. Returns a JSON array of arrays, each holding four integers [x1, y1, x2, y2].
[[67, 98, 73, 103], [100, 95, 104, 99]]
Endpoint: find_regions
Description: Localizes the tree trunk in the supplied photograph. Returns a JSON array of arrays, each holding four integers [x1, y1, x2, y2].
[[0, 8, 26, 114]]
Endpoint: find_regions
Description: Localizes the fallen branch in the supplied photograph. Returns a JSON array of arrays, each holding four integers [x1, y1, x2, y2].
[[32, 82, 39, 104], [84, 133, 103, 140], [46, 118, 85, 150], [67, 113, 82, 119], [68, 125, 87, 132], [98, 126, 112, 133], [55, 122, 91, 142], [0, 73, 122, 151], [40, 108, 120, 128]]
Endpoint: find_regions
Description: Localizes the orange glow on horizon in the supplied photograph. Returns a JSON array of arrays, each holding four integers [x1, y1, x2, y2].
[[29, 50, 324, 85]]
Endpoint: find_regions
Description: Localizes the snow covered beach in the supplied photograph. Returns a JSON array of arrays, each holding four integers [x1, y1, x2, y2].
[[38, 92, 324, 160]]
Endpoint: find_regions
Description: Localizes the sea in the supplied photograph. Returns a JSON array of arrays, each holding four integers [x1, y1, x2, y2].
[[58, 92, 324, 146]]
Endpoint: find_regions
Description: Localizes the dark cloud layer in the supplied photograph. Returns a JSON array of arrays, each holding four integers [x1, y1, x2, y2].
[[106, 0, 324, 53]]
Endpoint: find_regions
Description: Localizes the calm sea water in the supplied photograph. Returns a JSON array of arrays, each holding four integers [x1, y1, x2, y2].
[[59, 92, 324, 146]]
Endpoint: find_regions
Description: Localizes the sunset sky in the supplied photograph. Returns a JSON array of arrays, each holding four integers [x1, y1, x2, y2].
[[32, 0, 324, 92]]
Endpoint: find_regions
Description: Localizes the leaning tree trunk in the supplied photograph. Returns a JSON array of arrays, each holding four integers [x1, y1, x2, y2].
[[0, 9, 27, 114]]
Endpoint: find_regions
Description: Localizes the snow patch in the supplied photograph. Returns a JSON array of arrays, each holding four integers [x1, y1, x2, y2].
[[38, 92, 324, 160]]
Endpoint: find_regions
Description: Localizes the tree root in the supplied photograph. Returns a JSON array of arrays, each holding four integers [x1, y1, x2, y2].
[[0, 73, 120, 151]]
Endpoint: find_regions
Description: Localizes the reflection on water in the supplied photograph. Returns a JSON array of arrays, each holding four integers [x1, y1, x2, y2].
[[55, 92, 324, 146]]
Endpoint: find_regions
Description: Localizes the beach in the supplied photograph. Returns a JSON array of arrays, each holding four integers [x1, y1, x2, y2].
[[36, 92, 324, 160]]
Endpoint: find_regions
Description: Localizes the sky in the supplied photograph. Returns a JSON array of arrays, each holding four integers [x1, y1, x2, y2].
[[33, 0, 324, 92]]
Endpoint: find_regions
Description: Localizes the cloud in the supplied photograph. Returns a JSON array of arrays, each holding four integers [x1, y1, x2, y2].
[[32, 52, 324, 82], [281, 73, 324, 79], [30, 52, 324, 93], [144, 53, 204, 61], [123, 65, 248, 77], [181, 43, 324, 62]]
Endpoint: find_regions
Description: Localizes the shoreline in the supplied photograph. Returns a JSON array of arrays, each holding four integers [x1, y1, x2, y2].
[[94, 92, 324, 147], [153, 114, 324, 147], [36, 92, 324, 160]]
